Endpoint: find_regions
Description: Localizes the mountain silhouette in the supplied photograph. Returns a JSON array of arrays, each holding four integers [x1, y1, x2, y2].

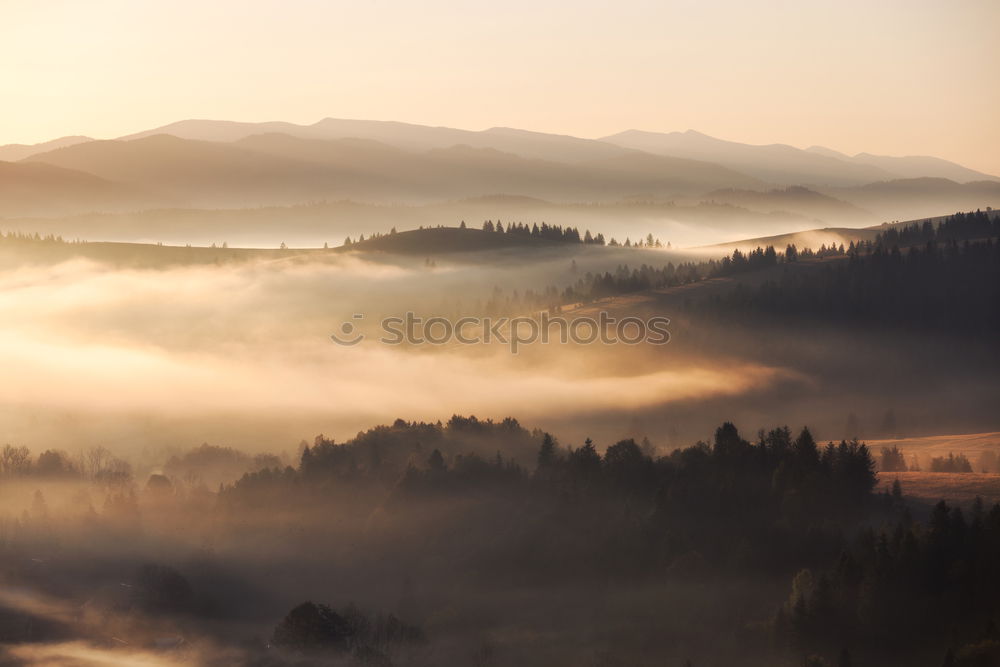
[[3, 118, 998, 222], [0, 135, 93, 162]]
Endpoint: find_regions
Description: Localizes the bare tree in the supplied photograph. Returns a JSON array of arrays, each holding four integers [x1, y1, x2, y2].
[[100, 457, 133, 486], [83, 446, 112, 480], [0, 444, 31, 476]]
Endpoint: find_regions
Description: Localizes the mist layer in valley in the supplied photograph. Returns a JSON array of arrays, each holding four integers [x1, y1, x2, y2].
[[3, 119, 999, 250], [3, 116, 1000, 667]]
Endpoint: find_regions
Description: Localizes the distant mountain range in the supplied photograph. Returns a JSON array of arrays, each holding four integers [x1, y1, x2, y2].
[[0, 135, 93, 162], [805, 145, 993, 183], [17, 133, 759, 208], [600, 129, 997, 186], [0, 160, 151, 218], [120, 118, 631, 164], [2, 118, 998, 228]]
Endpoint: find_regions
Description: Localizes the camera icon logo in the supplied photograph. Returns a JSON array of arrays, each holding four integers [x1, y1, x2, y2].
[[330, 314, 365, 346]]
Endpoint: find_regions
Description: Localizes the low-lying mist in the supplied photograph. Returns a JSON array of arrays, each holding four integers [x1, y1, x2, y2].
[[0, 251, 795, 456], [1, 235, 998, 666]]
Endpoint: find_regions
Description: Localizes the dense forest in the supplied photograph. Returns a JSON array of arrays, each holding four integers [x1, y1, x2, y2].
[[214, 418, 994, 665], [2, 213, 999, 665], [342, 221, 666, 249], [777, 498, 1000, 665], [518, 211, 1000, 341], [470, 210, 999, 323], [1, 414, 998, 664], [699, 214, 1000, 335]]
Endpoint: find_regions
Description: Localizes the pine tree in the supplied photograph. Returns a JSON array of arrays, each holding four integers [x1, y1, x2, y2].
[[538, 433, 556, 468], [427, 449, 446, 472]]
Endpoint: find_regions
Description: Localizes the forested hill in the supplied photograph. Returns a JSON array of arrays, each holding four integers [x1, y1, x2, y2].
[[549, 210, 1000, 338], [337, 226, 568, 254], [339, 220, 665, 254], [216, 415, 1000, 665], [693, 210, 1000, 335]]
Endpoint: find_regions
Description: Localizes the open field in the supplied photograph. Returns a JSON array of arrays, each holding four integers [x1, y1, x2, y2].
[[880, 471, 1000, 506], [871, 432, 1000, 505], [869, 431, 1000, 470]]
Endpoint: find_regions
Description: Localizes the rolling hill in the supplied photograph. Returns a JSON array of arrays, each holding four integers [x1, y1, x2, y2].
[[806, 146, 999, 183], [21, 134, 375, 207], [341, 226, 573, 254], [0, 135, 92, 162], [22, 132, 763, 209], [697, 186, 873, 223], [824, 178, 1000, 221], [602, 129, 1000, 187], [0, 160, 153, 218], [599, 129, 898, 186], [5, 118, 999, 229], [121, 117, 634, 163]]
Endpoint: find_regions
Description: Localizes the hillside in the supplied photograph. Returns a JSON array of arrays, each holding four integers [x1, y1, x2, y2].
[[696, 227, 879, 254], [0, 135, 92, 162], [345, 227, 544, 254], [4, 120, 997, 225], [22, 134, 372, 207], [120, 117, 635, 163], [0, 237, 282, 269], [823, 178, 1000, 221], [697, 185, 873, 223], [600, 129, 897, 186], [0, 160, 153, 217], [124, 119, 1000, 185], [343, 226, 590, 255], [21, 132, 763, 210], [0, 196, 831, 249], [806, 146, 1000, 183]]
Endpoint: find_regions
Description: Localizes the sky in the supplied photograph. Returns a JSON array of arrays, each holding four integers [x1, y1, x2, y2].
[[2, 0, 999, 174]]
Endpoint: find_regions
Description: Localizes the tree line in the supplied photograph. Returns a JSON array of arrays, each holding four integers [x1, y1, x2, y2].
[[215, 415, 1000, 664], [776, 497, 1000, 665], [695, 212, 1000, 337]]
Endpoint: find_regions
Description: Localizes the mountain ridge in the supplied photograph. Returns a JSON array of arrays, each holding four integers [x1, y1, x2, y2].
[[0, 135, 93, 162], [21, 132, 762, 208], [5, 118, 999, 223], [602, 129, 999, 185]]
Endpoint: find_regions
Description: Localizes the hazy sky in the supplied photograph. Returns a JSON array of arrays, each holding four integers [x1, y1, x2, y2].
[[2, 0, 998, 174]]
